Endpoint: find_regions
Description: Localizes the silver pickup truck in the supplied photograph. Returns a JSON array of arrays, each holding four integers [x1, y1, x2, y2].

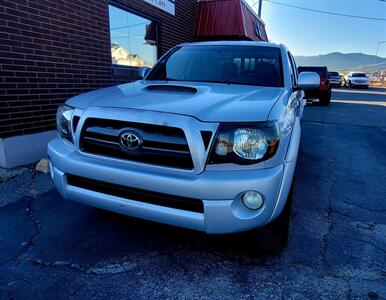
[[48, 41, 319, 252]]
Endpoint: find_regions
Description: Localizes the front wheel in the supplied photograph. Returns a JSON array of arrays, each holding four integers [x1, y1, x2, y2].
[[247, 182, 294, 253]]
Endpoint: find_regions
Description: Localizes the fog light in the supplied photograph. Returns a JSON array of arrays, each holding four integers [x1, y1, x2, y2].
[[242, 191, 264, 210]]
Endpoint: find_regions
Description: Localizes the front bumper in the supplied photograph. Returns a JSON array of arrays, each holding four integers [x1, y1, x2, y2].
[[48, 138, 296, 234], [350, 81, 369, 86], [329, 79, 341, 85]]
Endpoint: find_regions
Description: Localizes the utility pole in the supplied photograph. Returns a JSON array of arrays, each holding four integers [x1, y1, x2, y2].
[[375, 41, 386, 56], [258, 0, 263, 18], [374, 41, 386, 64], [373, 41, 386, 77]]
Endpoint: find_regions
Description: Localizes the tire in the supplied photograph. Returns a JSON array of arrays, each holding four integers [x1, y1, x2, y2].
[[319, 90, 331, 106], [247, 182, 294, 253]]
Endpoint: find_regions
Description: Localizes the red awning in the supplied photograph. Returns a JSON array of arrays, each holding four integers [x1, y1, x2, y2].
[[195, 0, 268, 42]]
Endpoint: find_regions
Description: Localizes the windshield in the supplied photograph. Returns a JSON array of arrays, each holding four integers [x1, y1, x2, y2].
[[328, 72, 339, 76], [147, 45, 284, 87], [298, 66, 327, 77], [352, 73, 367, 78]]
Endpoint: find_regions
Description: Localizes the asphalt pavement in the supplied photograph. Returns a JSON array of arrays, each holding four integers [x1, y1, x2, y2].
[[0, 87, 385, 299]]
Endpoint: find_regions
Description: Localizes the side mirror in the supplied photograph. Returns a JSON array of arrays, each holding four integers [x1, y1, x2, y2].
[[297, 72, 320, 90], [138, 67, 151, 79]]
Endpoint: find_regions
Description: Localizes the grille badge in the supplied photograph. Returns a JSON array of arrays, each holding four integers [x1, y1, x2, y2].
[[119, 131, 143, 151]]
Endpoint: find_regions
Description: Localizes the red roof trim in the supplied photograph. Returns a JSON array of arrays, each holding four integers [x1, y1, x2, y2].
[[195, 0, 268, 42]]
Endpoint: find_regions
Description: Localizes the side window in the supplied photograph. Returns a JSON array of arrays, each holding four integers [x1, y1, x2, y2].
[[287, 52, 297, 87]]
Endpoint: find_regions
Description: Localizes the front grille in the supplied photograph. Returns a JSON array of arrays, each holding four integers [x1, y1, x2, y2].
[[66, 174, 204, 213], [80, 118, 194, 169]]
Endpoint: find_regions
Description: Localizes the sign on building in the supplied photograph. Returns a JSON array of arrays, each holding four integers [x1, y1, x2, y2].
[[144, 0, 175, 16]]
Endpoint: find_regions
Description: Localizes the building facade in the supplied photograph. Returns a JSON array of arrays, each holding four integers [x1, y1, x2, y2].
[[0, 0, 198, 167], [0, 0, 266, 168], [0, 0, 197, 139]]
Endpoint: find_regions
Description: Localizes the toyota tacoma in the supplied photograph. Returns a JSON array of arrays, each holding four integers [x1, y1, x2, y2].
[[48, 41, 319, 252]]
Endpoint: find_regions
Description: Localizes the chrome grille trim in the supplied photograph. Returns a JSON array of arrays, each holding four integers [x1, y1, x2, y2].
[[80, 118, 194, 170]]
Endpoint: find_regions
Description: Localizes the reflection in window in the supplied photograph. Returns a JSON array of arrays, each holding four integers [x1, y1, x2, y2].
[[109, 5, 158, 67]]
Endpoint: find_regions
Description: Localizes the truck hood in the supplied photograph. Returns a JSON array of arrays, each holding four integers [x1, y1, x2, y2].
[[67, 80, 285, 122]]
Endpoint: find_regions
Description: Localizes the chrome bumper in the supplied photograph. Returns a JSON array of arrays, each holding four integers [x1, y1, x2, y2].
[[48, 138, 296, 234]]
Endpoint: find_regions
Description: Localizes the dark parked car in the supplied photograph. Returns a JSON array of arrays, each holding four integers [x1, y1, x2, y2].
[[328, 71, 341, 88], [298, 66, 331, 106]]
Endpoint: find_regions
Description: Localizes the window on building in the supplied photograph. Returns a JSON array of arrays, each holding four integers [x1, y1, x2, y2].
[[109, 4, 158, 67]]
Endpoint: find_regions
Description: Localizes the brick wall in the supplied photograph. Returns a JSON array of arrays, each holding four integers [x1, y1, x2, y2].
[[0, 0, 198, 138]]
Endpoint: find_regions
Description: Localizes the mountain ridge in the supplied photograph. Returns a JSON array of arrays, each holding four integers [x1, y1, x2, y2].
[[294, 52, 386, 72]]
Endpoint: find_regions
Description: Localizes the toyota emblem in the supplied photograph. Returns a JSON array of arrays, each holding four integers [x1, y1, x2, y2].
[[119, 131, 143, 151]]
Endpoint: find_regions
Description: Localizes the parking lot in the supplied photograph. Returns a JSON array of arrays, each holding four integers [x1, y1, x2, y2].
[[1, 87, 385, 299]]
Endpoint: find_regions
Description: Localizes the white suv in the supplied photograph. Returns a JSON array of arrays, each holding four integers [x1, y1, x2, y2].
[[344, 72, 369, 88]]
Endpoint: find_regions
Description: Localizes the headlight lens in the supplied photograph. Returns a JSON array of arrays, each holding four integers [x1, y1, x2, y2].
[[56, 105, 74, 142], [209, 122, 280, 165], [233, 128, 268, 160]]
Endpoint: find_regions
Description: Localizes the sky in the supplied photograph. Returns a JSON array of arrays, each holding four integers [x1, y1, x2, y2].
[[246, 0, 386, 57]]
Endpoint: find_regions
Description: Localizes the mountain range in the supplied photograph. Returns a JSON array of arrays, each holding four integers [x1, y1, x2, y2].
[[294, 52, 386, 72]]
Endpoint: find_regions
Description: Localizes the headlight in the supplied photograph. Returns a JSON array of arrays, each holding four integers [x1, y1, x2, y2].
[[56, 104, 74, 143], [233, 128, 268, 160], [208, 122, 280, 165]]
